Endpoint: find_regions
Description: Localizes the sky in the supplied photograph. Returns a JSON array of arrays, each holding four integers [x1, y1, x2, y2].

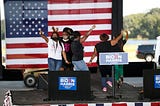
[[1, 0, 160, 20]]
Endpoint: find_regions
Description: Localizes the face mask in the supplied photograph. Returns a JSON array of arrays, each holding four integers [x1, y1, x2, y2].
[[51, 37, 58, 41], [63, 35, 69, 40]]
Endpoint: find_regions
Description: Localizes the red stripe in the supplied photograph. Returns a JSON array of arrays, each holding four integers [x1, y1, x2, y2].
[[83, 41, 100, 46], [6, 62, 97, 69], [87, 62, 98, 67], [112, 103, 127, 106], [48, 19, 112, 26], [84, 52, 94, 57], [6, 64, 48, 69], [151, 102, 160, 106], [48, 0, 112, 4], [48, 8, 112, 15], [6, 53, 93, 59], [74, 104, 88, 106], [6, 43, 47, 49], [6, 54, 48, 59], [48, 30, 112, 36]]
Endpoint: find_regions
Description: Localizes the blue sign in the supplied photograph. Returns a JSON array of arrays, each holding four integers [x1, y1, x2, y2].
[[59, 77, 77, 90], [154, 75, 160, 88], [99, 52, 128, 65]]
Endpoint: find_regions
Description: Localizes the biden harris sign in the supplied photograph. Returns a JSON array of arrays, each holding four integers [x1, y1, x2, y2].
[[59, 77, 77, 90], [99, 52, 128, 65]]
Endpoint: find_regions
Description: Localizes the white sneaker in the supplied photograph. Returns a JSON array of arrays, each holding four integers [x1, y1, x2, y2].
[[102, 87, 107, 92], [107, 81, 112, 87]]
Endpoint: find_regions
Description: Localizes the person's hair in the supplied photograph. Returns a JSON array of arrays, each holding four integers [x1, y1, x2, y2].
[[51, 31, 59, 37], [63, 27, 73, 35], [100, 33, 109, 41], [72, 31, 81, 38]]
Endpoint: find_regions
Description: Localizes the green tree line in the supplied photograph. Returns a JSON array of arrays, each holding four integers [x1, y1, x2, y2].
[[123, 8, 160, 39]]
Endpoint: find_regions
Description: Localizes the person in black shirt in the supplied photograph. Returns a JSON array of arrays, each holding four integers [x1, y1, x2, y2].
[[71, 25, 96, 71], [89, 32, 123, 92], [60, 27, 74, 71]]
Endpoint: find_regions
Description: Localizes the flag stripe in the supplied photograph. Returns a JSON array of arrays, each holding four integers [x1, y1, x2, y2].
[[6, 48, 48, 54], [6, 52, 95, 59], [48, 8, 112, 15], [48, 30, 112, 37], [7, 54, 48, 59], [6, 64, 48, 69], [48, 13, 112, 21], [6, 43, 47, 48], [48, 0, 112, 4], [6, 41, 99, 49], [48, 2, 112, 10], [48, 19, 112, 26], [48, 24, 112, 32]]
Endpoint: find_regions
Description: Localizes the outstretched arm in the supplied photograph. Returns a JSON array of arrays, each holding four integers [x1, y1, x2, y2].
[[110, 31, 123, 46], [80, 25, 96, 43], [39, 30, 48, 43]]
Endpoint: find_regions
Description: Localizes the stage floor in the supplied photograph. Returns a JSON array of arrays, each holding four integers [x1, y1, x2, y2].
[[10, 72, 158, 105]]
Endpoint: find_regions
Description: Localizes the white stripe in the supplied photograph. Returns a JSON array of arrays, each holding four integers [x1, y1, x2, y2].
[[6, 48, 47, 54], [84, 46, 94, 52], [84, 57, 97, 63], [48, 13, 112, 21], [6, 58, 47, 65], [50, 105, 58, 106], [48, 24, 111, 32], [6, 37, 46, 44], [6, 46, 94, 54], [88, 103, 96, 106], [48, 2, 112, 10], [65, 104, 74, 106], [85, 35, 100, 42], [104, 103, 112, 106], [143, 102, 151, 106], [126, 102, 135, 106]]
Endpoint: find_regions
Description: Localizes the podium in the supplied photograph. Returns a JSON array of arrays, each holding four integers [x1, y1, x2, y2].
[[99, 52, 128, 98], [48, 71, 92, 100], [143, 69, 160, 99]]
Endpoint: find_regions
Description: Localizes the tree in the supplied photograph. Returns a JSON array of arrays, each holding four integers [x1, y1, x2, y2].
[[123, 8, 160, 39]]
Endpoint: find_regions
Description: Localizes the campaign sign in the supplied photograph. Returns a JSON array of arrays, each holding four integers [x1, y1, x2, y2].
[[154, 75, 160, 88], [99, 52, 128, 65], [59, 77, 77, 90]]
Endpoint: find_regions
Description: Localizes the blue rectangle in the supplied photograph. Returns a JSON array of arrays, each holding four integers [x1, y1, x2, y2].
[[4, 0, 48, 38], [154, 75, 160, 88], [99, 52, 128, 65], [59, 77, 77, 91]]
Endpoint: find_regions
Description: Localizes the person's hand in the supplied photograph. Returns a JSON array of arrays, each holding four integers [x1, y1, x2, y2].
[[88, 60, 92, 64], [65, 60, 70, 64], [91, 24, 96, 30], [52, 26, 59, 32], [39, 30, 43, 35]]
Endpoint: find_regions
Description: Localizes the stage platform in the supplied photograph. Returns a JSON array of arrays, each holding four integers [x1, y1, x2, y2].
[[6, 72, 160, 105]]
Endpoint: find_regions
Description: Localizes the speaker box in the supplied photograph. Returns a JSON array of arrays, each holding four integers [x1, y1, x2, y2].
[[48, 71, 92, 100], [143, 69, 160, 99]]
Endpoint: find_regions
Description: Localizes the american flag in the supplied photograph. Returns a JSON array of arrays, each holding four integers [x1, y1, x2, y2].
[[4, 0, 112, 69]]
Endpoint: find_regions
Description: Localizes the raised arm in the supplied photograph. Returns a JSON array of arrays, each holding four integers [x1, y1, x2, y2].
[[39, 30, 48, 43], [80, 25, 96, 43], [110, 31, 123, 46]]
